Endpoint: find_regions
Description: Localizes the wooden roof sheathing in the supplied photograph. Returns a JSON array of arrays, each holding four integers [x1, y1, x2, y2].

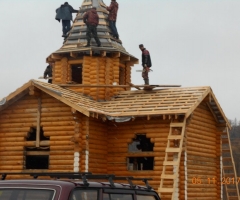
[[0, 80, 230, 128]]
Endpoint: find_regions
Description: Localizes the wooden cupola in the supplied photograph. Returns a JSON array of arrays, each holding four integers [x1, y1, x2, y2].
[[46, 0, 138, 101]]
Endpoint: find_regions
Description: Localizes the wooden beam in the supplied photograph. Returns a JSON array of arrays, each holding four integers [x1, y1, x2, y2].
[[206, 102, 219, 123], [125, 61, 138, 66], [26, 151, 49, 156], [36, 98, 41, 147], [46, 57, 54, 63], [111, 52, 120, 58], [127, 82, 141, 90], [68, 59, 83, 64], [58, 84, 181, 88], [121, 55, 130, 62], [71, 108, 77, 114], [29, 86, 41, 96], [70, 52, 78, 58], [100, 51, 106, 57], [51, 54, 62, 60]]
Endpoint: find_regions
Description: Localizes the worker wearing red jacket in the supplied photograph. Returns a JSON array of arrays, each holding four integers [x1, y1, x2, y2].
[[107, 0, 119, 39], [83, 7, 101, 47], [139, 44, 152, 85]]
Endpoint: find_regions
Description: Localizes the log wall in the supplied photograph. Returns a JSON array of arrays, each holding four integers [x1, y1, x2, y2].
[[0, 95, 37, 171], [52, 56, 132, 101], [0, 93, 83, 173], [185, 102, 221, 200], [82, 118, 108, 173], [106, 117, 172, 190], [41, 93, 76, 172]]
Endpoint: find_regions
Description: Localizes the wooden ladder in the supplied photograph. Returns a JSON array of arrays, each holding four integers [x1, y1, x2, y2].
[[158, 118, 186, 200], [222, 128, 240, 200]]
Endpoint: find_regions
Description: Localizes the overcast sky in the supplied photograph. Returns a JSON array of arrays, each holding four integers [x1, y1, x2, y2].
[[0, 0, 240, 120]]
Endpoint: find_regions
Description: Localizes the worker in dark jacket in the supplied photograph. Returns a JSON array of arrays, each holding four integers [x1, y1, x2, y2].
[[139, 44, 152, 85], [107, 0, 119, 39], [56, 2, 78, 38], [44, 64, 53, 84], [83, 7, 101, 47]]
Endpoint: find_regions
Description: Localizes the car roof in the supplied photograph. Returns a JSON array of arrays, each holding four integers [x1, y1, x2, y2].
[[0, 179, 150, 191]]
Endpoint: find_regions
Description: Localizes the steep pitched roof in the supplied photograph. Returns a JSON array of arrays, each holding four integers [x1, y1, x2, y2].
[[0, 80, 230, 128], [48, 0, 137, 63]]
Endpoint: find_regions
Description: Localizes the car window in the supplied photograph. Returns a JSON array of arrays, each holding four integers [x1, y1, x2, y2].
[[136, 195, 156, 200], [0, 189, 54, 200], [70, 189, 98, 200], [103, 193, 133, 200]]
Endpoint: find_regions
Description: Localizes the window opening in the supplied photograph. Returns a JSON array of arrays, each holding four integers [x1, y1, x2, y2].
[[27, 127, 49, 141], [128, 134, 153, 152], [71, 64, 82, 84], [25, 153, 49, 169], [25, 127, 50, 170], [128, 134, 154, 171]]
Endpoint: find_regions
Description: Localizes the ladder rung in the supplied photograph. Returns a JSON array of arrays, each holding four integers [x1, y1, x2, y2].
[[170, 123, 184, 128], [166, 148, 181, 153], [222, 148, 230, 152], [222, 138, 229, 143], [163, 161, 179, 166], [227, 189, 238, 192], [223, 157, 232, 160], [161, 174, 177, 179], [224, 173, 235, 177], [168, 135, 183, 140], [158, 188, 174, 193], [223, 166, 233, 169]]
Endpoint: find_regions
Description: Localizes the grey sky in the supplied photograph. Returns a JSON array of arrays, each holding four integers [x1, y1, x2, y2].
[[0, 0, 240, 120]]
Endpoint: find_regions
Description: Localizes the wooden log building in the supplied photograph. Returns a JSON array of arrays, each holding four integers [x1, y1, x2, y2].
[[0, 0, 239, 200]]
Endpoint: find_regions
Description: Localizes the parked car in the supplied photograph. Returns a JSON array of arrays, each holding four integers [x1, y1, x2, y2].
[[0, 173, 161, 200]]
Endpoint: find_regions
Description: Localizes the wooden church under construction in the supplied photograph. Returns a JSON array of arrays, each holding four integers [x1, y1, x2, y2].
[[0, 0, 239, 200]]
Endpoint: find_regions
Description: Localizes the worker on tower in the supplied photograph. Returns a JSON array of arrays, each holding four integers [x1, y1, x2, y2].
[[83, 7, 101, 47], [139, 44, 152, 85], [107, 0, 119, 39], [55, 2, 78, 38]]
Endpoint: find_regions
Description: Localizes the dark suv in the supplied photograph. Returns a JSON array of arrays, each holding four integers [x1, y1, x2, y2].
[[0, 173, 161, 200]]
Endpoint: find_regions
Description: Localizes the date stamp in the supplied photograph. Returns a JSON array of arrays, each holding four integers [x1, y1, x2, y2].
[[192, 177, 240, 185]]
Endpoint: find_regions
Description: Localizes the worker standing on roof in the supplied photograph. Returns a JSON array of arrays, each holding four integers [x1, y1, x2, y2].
[[83, 7, 101, 47], [43, 64, 53, 84], [139, 44, 152, 85], [107, 0, 119, 40], [55, 2, 78, 38]]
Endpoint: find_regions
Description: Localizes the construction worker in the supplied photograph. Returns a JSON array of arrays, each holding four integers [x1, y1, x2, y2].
[[44, 64, 53, 84], [107, 0, 119, 39], [83, 7, 101, 47], [55, 2, 78, 38], [139, 44, 152, 85]]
